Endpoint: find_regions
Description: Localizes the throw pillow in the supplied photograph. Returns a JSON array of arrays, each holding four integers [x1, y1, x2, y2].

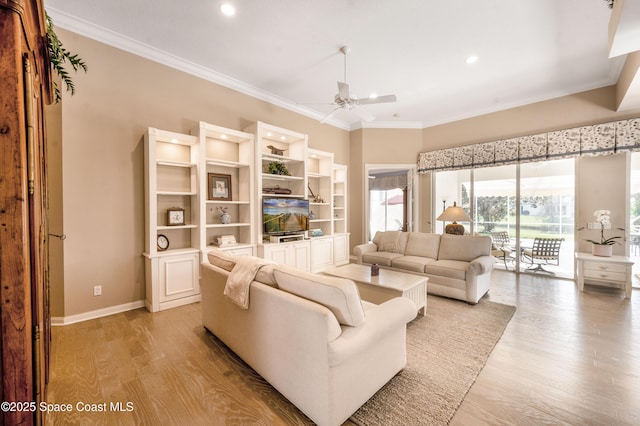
[[375, 231, 401, 253]]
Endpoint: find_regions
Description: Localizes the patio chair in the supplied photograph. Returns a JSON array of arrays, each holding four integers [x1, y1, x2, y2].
[[521, 237, 564, 275], [490, 231, 514, 269]]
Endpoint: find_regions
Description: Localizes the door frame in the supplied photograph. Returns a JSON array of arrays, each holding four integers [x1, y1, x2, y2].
[[364, 163, 418, 242]]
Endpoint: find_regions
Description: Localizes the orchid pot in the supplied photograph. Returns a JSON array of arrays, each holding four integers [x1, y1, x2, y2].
[[591, 244, 613, 257], [585, 209, 621, 257]]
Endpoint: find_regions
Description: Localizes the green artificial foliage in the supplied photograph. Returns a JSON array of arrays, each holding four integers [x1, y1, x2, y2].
[[46, 12, 87, 103], [267, 161, 290, 175]]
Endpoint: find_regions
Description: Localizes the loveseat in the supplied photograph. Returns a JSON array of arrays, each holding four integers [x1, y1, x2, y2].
[[354, 231, 494, 304], [200, 249, 417, 426]]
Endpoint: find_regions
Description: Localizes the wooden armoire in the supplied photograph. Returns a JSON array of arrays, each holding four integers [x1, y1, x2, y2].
[[0, 0, 52, 425]]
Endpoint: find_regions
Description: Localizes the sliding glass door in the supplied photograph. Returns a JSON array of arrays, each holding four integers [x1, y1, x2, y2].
[[434, 158, 575, 278], [630, 152, 640, 288], [519, 159, 575, 278]]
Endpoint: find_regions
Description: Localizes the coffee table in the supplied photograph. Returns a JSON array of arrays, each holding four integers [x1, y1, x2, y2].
[[323, 263, 428, 316]]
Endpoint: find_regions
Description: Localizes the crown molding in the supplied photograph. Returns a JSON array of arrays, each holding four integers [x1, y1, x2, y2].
[[45, 7, 358, 130], [46, 7, 625, 133]]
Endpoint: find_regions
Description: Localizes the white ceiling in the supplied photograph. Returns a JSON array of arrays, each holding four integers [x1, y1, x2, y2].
[[45, 0, 627, 130]]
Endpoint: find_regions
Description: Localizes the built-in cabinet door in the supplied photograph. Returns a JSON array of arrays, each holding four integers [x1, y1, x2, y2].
[[334, 233, 350, 266], [291, 242, 311, 271], [260, 241, 310, 271], [310, 237, 334, 272], [158, 253, 200, 303], [263, 244, 290, 265]]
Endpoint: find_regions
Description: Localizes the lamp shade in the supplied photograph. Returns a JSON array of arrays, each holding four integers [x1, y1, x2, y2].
[[436, 202, 471, 235], [436, 202, 471, 222]]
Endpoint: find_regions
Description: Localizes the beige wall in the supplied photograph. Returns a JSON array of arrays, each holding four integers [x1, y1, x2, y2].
[[49, 29, 640, 319], [49, 30, 349, 318], [420, 86, 638, 150], [577, 154, 628, 256]]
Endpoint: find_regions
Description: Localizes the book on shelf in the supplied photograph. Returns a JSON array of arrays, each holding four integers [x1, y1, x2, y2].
[[211, 235, 237, 247]]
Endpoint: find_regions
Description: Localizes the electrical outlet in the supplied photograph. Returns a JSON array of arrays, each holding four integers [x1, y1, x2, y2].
[[93, 285, 102, 296]]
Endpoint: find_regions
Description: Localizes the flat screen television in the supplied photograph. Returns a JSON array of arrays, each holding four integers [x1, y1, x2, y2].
[[263, 197, 309, 235]]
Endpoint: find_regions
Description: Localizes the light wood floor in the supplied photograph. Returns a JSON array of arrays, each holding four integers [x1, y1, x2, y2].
[[45, 271, 640, 425]]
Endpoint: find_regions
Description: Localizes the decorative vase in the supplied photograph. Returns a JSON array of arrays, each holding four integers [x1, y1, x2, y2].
[[220, 213, 231, 224], [371, 263, 379, 276], [592, 244, 612, 257]]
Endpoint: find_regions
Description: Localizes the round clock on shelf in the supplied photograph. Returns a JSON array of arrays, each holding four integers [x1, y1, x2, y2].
[[157, 234, 169, 251]]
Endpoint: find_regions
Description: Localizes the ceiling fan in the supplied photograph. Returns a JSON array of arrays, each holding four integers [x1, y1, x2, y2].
[[319, 46, 397, 123]]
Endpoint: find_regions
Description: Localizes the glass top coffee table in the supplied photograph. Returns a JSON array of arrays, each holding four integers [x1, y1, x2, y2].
[[323, 263, 427, 316]]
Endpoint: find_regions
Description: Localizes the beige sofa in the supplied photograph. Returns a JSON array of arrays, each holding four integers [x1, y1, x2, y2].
[[200, 249, 417, 426], [354, 231, 494, 304]]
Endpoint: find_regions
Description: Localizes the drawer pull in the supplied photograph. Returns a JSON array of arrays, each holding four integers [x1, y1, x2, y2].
[[599, 266, 609, 270]]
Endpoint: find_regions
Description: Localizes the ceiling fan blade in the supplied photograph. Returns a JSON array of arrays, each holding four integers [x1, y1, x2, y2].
[[357, 94, 397, 105], [320, 107, 343, 124], [337, 82, 350, 99], [352, 105, 375, 122]]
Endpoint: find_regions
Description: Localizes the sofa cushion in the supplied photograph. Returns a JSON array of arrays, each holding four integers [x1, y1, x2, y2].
[[362, 251, 404, 267], [426, 260, 470, 281], [207, 249, 277, 287], [373, 231, 402, 253], [273, 265, 366, 327], [405, 233, 441, 258], [437, 234, 491, 262], [207, 249, 236, 271], [391, 256, 436, 273]]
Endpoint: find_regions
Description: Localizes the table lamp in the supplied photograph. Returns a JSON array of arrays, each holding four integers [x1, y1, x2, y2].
[[436, 202, 471, 235]]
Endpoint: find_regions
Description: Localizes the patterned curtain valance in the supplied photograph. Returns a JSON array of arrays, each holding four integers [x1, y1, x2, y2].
[[417, 117, 640, 173]]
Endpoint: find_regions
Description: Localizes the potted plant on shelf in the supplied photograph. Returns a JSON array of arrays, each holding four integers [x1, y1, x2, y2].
[[267, 161, 290, 175], [586, 209, 621, 257]]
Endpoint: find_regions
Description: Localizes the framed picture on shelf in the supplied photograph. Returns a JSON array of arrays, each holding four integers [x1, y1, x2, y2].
[[167, 207, 185, 226], [208, 173, 232, 201]]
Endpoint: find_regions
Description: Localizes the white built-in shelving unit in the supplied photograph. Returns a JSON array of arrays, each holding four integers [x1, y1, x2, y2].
[[307, 149, 334, 238], [333, 163, 350, 266], [194, 121, 255, 257], [143, 128, 200, 312], [143, 121, 350, 309]]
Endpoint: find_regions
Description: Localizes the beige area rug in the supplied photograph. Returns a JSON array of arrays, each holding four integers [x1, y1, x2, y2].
[[350, 295, 516, 426]]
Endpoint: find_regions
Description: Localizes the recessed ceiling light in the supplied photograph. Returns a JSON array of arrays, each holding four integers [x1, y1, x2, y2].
[[171, 138, 178, 144], [280, 136, 286, 140], [466, 55, 478, 64], [220, 134, 228, 139], [369, 93, 378, 99], [220, 3, 236, 16]]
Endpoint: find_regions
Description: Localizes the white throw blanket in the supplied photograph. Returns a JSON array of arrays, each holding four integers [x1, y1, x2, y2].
[[224, 256, 273, 309]]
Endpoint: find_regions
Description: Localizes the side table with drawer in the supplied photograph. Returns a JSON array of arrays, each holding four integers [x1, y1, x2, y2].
[[575, 252, 634, 298]]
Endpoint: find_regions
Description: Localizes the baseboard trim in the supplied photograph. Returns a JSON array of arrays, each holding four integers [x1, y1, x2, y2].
[[51, 300, 146, 326]]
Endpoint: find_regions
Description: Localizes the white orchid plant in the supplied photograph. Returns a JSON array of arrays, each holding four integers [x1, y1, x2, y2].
[[586, 210, 622, 246]]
